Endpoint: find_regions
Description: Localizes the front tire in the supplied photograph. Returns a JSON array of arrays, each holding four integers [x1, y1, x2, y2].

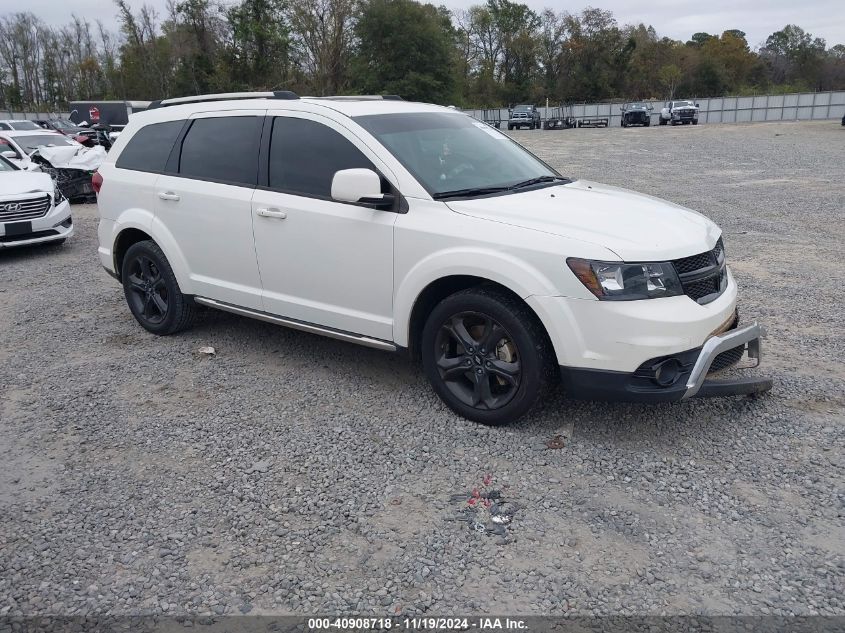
[[421, 287, 554, 425], [659, 118, 667, 125], [121, 240, 195, 335]]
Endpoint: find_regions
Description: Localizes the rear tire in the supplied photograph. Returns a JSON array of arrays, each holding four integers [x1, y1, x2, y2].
[[121, 240, 195, 336], [659, 118, 667, 126], [421, 287, 555, 425]]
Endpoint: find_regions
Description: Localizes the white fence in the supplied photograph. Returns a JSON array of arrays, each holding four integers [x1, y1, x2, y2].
[[1, 110, 71, 121], [464, 90, 845, 127]]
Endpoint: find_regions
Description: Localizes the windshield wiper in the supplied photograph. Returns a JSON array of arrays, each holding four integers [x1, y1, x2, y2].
[[432, 176, 568, 200], [432, 186, 511, 200], [509, 175, 568, 190]]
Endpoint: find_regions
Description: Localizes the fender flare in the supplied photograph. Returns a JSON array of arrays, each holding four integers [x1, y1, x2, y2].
[[111, 211, 192, 293], [393, 247, 561, 348]]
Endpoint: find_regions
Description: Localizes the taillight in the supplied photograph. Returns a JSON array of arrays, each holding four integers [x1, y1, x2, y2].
[[92, 171, 103, 195]]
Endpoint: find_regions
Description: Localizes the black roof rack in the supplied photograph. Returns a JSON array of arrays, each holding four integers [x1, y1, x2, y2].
[[310, 95, 405, 101], [147, 91, 299, 110]]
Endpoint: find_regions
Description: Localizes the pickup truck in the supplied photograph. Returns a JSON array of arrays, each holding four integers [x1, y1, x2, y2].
[[659, 100, 700, 126], [507, 104, 541, 130]]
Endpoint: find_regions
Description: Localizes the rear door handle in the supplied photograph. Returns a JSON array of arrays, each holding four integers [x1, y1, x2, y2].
[[256, 207, 287, 220], [158, 191, 180, 201]]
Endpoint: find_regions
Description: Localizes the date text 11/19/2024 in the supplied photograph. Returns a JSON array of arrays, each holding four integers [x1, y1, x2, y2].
[[308, 617, 528, 630]]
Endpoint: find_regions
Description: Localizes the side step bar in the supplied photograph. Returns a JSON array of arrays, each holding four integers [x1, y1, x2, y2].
[[193, 297, 397, 352]]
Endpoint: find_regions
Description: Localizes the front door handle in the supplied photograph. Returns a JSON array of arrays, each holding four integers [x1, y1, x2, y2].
[[158, 191, 180, 201], [256, 207, 287, 220]]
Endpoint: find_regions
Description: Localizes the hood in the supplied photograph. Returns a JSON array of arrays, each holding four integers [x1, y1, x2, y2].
[[0, 170, 53, 196], [445, 179, 721, 261], [34, 145, 106, 171]]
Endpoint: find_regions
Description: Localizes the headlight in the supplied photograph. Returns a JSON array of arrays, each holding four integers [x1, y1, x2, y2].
[[53, 183, 65, 204], [567, 258, 683, 300]]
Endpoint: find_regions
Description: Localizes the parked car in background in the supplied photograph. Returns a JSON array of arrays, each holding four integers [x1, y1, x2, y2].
[[0, 154, 72, 248], [0, 130, 81, 170], [507, 104, 541, 130], [659, 100, 700, 125], [96, 91, 770, 425], [620, 102, 652, 127], [0, 119, 42, 131], [33, 118, 97, 143], [0, 130, 103, 201]]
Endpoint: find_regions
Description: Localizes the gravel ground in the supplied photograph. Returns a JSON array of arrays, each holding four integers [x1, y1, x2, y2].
[[1, 120, 843, 619]]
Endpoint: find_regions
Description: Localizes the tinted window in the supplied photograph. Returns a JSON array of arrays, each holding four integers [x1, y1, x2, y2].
[[179, 116, 261, 186], [269, 117, 374, 197], [116, 120, 184, 173]]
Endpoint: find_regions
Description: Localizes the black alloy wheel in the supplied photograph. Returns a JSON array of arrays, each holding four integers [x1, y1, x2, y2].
[[421, 287, 554, 425], [121, 240, 195, 335], [435, 312, 522, 411], [125, 254, 169, 326]]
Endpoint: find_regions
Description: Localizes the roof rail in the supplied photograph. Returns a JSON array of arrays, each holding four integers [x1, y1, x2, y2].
[[148, 91, 299, 109], [310, 95, 404, 101]]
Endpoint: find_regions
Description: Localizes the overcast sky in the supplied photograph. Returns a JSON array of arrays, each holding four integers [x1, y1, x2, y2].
[[15, 0, 845, 50]]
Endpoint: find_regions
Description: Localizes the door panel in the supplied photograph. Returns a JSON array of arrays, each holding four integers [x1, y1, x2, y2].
[[252, 114, 396, 341], [154, 111, 264, 310]]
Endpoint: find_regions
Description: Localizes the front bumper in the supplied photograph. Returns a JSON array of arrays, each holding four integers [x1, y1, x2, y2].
[[559, 321, 771, 402], [0, 199, 73, 248]]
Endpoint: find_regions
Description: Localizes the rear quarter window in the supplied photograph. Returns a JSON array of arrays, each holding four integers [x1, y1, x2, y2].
[[116, 120, 185, 173]]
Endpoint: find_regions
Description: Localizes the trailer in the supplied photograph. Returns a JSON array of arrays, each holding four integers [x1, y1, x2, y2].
[[543, 104, 576, 130], [577, 117, 609, 128], [68, 100, 151, 131], [481, 108, 503, 129]]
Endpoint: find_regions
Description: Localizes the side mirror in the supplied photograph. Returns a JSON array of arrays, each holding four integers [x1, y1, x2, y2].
[[331, 168, 394, 210], [1, 150, 17, 159], [695, 103, 700, 108]]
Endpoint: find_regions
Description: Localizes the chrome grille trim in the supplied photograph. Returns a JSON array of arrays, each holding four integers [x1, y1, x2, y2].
[[0, 195, 52, 222]]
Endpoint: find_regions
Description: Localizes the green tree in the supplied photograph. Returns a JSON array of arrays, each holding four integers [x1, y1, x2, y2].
[[353, 0, 455, 103], [226, 0, 291, 90]]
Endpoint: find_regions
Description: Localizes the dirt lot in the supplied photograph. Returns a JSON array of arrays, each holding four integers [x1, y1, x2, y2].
[[1, 120, 843, 618]]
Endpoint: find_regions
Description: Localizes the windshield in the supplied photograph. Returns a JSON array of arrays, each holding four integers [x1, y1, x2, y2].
[[11, 134, 77, 153], [9, 120, 40, 130], [626, 103, 646, 109], [674, 101, 694, 107], [354, 112, 562, 198], [513, 105, 532, 112]]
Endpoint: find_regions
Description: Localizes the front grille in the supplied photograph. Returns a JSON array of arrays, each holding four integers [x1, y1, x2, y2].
[[673, 238, 727, 305], [709, 344, 745, 373], [0, 195, 52, 222], [674, 251, 712, 274]]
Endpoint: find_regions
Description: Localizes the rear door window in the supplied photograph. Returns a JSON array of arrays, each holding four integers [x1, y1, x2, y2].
[[116, 120, 185, 173], [179, 116, 261, 187]]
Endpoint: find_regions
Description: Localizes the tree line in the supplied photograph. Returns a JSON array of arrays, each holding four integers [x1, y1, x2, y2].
[[1, 0, 843, 111]]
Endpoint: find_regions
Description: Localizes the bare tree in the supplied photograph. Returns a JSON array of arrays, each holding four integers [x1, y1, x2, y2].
[[289, 0, 358, 95]]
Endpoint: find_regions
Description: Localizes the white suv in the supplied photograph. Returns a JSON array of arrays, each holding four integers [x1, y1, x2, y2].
[[96, 91, 770, 424]]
